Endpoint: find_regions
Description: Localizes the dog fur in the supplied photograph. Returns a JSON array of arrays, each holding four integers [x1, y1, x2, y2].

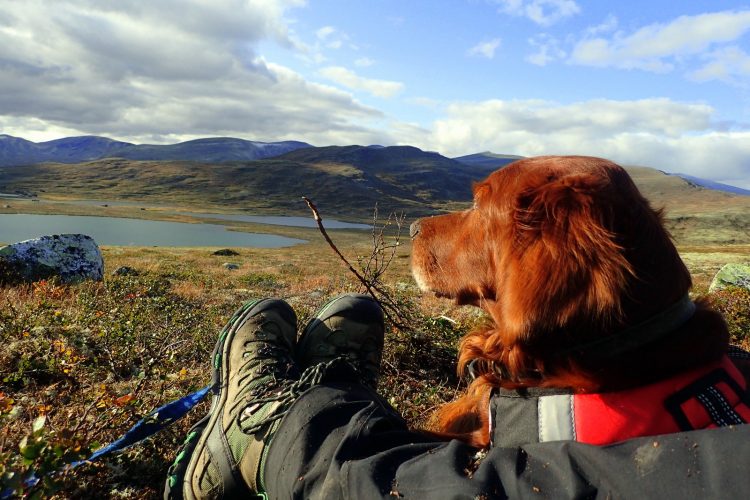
[[410, 155, 729, 447]]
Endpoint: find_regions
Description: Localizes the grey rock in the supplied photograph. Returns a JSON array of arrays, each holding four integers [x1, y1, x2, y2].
[[112, 266, 139, 276], [709, 263, 750, 292], [0, 234, 104, 284], [223, 262, 240, 270], [213, 248, 240, 256]]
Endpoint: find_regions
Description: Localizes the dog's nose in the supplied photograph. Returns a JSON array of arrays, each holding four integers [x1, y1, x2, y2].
[[409, 220, 421, 239]]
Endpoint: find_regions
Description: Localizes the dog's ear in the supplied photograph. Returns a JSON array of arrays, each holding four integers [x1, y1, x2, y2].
[[509, 172, 633, 326], [514, 173, 610, 242]]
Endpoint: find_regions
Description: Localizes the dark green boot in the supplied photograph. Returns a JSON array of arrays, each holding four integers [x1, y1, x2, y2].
[[164, 298, 299, 499], [297, 293, 385, 388]]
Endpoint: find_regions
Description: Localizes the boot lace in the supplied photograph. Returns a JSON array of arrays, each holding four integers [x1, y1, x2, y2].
[[238, 357, 357, 434]]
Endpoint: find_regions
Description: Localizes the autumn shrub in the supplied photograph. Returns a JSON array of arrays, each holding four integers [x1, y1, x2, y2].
[[708, 285, 750, 349]]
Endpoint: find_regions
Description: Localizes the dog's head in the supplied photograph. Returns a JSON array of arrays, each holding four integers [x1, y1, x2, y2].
[[411, 156, 715, 389]]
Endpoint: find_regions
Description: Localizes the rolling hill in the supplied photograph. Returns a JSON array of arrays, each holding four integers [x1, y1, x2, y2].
[[0, 145, 495, 217]]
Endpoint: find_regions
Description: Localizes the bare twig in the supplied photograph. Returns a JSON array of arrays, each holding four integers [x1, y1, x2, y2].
[[302, 196, 412, 331], [72, 390, 107, 436]]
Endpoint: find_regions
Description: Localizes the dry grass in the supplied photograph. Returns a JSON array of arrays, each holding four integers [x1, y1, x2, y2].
[[678, 245, 750, 291]]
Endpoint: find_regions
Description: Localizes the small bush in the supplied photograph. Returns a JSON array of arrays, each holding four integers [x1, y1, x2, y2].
[[0, 415, 91, 498], [708, 285, 750, 348]]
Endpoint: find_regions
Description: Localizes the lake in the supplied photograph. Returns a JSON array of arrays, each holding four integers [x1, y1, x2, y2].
[[0, 214, 306, 248]]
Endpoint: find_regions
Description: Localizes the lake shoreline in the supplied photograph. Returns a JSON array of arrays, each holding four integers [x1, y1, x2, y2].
[[0, 195, 387, 247], [0, 194, 376, 224]]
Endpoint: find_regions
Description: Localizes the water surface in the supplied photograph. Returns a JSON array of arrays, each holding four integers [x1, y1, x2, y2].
[[0, 214, 305, 248], [178, 212, 371, 229]]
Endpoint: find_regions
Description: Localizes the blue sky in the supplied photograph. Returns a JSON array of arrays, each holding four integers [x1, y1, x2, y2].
[[2, 1, 750, 187]]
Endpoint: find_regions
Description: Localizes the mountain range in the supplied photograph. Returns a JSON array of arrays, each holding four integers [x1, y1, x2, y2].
[[2, 134, 746, 197], [669, 173, 750, 196], [0, 135, 311, 166]]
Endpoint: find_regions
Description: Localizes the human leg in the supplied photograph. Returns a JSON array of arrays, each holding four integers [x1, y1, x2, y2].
[[263, 381, 750, 500]]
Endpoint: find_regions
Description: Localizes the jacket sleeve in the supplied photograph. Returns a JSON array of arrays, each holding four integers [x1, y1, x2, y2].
[[264, 381, 750, 499]]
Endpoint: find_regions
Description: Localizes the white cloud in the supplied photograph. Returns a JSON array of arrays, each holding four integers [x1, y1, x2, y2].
[[355, 57, 375, 67], [526, 35, 565, 66], [689, 46, 750, 84], [319, 66, 404, 98], [570, 10, 750, 71], [468, 38, 502, 59], [314, 25, 350, 49], [585, 14, 618, 36], [307, 24, 358, 56], [316, 26, 336, 40], [493, 0, 580, 26], [398, 98, 750, 186], [0, 0, 399, 146]]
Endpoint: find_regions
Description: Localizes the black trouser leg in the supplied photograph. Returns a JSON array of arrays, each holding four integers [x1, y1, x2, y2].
[[265, 382, 750, 500]]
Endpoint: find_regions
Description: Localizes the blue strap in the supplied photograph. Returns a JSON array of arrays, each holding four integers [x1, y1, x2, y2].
[[77, 384, 212, 465], [4, 385, 211, 498]]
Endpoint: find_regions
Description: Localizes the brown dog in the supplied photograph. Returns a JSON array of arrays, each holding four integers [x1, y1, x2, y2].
[[410, 155, 748, 448]]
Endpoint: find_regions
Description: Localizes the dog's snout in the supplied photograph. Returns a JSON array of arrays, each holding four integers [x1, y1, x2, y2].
[[409, 220, 421, 239]]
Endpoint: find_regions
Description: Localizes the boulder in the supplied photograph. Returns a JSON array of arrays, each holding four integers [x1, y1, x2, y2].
[[0, 234, 104, 284], [213, 248, 240, 256], [222, 262, 240, 270], [709, 263, 750, 293]]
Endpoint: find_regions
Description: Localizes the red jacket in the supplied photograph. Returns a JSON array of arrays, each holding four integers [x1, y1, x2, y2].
[[489, 355, 750, 447]]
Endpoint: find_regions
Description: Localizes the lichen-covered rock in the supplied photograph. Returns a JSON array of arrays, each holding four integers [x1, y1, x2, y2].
[[0, 234, 104, 284], [709, 263, 750, 293]]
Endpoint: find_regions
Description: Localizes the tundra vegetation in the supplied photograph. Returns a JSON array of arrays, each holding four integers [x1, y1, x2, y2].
[[1, 226, 748, 498]]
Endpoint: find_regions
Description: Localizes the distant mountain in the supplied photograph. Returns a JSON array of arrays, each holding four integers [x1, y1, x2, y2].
[[452, 152, 524, 171], [672, 173, 750, 196], [0, 134, 312, 166], [456, 154, 750, 197], [114, 137, 312, 162], [273, 145, 491, 201], [1, 134, 135, 165], [0, 135, 44, 165]]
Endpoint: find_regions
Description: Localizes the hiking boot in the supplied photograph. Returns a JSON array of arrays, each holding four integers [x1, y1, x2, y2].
[[297, 293, 385, 388], [164, 298, 299, 499]]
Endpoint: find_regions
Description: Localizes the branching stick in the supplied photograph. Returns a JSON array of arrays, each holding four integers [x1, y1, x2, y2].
[[302, 196, 411, 331]]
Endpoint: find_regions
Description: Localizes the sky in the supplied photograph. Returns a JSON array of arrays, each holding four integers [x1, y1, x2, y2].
[[2, 0, 750, 187]]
